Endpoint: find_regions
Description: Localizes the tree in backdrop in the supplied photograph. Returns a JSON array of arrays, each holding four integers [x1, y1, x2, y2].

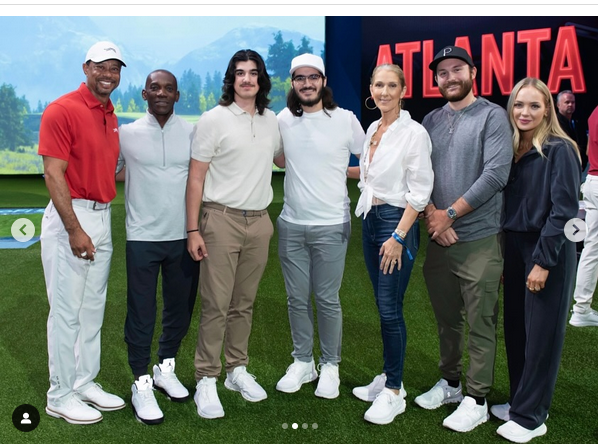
[[179, 69, 202, 114], [0, 83, 32, 150], [266, 32, 314, 113], [266, 31, 297, 80]]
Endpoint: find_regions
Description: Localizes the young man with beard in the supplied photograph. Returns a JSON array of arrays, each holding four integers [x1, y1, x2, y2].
[[413, 46, 512, 433], [39, 41, 127, 424], [274, 54, 365, 398], [117, 70, 199, 425], [186, 49, 283, 419]]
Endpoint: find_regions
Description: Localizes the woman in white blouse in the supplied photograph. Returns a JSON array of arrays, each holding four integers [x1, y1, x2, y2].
[[351, 64, 434, 425]]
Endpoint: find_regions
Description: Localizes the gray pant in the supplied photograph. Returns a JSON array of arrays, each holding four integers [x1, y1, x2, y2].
[[277, 218, 350, 365]]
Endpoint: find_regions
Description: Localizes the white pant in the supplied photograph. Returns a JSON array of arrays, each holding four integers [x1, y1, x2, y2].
[[573, 175, 598, 313], [41, 200, 113, 403]]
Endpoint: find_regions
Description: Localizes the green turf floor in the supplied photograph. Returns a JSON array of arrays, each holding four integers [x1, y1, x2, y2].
[[0, 175, 597, 443]]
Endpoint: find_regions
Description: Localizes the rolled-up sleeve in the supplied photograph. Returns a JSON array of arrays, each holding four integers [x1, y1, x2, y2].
[[404, 129, 434, 212]]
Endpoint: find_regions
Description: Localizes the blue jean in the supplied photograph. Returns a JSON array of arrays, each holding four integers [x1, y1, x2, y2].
[[362, 204, 419, 390]]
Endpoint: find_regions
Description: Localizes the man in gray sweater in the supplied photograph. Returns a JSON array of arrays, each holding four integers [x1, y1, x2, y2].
[[414, 46, 512, 433]]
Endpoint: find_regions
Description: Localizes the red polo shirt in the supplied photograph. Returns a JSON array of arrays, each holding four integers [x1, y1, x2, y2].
[[39, 83, 119, 203]]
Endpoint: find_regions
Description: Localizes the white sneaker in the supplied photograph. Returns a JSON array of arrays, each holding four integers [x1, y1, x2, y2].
[[131, 375, 164, 425], [46, 393, 103, 425], [364, 388, 406, 425], [569, 309, 598, 327], [497, 420, 547, 443], [414, 378, 464, 410], [353, 374, 407, 402], [224, 366, 267, 402], [194, 377, 224, 419], [75, 382, 125, 411], [491, 402, 511, 421], [315, 363, 340, 399], [153, 358, 189, 402], [276, 359, 317, 393], [442, 396, 489, 432]]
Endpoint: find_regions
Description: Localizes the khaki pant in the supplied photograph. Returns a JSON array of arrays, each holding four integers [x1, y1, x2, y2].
[[423, 234, 502, 397], [194, 203, 273, 379]]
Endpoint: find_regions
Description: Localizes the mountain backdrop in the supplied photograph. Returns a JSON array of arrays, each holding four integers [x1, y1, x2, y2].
[[0, 16, 324, 106]]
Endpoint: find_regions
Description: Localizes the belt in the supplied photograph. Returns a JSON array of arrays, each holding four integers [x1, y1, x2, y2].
[[72, 199, 110, 210], [203, 202, 267, 217]]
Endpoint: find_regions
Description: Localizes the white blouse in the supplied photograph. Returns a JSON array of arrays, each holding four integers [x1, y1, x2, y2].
[[355, 110, 434, 218]]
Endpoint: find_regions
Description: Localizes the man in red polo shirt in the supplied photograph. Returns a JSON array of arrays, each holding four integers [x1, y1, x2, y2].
[[39, 41, 127, 425]]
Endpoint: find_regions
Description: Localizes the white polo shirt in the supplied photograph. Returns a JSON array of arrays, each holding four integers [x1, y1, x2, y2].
[[191, 102, 282, 210]]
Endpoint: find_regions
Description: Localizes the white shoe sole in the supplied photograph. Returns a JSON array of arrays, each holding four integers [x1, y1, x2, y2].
[[443, 413, 489, 432], [276, 371, 318, 393], [46, 406, 103, 425], [315, 387, 339, 399], [224, 379, 267, 402], [353, 386, 407, 402], [132, 404, 164, 425], [364, 403, 406, 425], [497, 423, 547, 443], [415, 393, 463, 410], [153, 383, 190, 403], [569, 319, 598, 327], [194, 399, 225, 419]]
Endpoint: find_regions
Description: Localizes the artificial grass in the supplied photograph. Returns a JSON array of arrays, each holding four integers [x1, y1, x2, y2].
[[0, 175, 597, 444]]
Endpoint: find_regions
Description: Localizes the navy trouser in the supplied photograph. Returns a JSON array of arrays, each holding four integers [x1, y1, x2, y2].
[[362, 204, 419, 390], [124, 239, 199, 376], [503, 231, 575, 430]]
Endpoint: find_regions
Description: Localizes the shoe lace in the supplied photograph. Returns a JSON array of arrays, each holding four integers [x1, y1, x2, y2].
[[234, 369, 257, 388], [137, 386, 156, 404], [199, 379, 215, 401]]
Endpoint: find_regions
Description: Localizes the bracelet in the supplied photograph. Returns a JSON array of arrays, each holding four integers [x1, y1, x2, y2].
[[391, 232, 414, 261], [186, 229, 199, 233], [394, 228, 407, 239]]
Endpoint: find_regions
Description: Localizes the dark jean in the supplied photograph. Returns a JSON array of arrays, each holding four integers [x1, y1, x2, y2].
[[362, 204, 419, 390]]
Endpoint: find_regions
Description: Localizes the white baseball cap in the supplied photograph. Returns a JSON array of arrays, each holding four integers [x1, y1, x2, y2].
[[85, 41, 126, 67], [290, 53, 325, 76]]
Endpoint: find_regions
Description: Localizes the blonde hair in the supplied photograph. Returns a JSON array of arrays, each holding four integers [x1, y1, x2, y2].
[[507, 77, 580, 162], [371, 64, 406, 90]]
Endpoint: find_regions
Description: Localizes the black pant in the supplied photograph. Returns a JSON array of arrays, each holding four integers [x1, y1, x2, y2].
[[502, 232, 575, 429], [124, 240, 199, 376]]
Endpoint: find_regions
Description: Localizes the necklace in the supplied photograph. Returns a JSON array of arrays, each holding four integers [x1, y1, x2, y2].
[[447, 96, 476, 134]]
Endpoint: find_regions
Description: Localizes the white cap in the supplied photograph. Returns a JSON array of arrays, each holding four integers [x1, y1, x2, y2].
[[290, 53, 325, 76], [85, 41, 126, 67]]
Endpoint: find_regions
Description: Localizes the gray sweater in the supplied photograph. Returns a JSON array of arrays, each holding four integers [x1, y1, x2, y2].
[[422, 97, 512, 242]]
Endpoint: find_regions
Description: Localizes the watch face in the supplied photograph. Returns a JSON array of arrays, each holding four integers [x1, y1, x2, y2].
[[447, 207, 457, 220]]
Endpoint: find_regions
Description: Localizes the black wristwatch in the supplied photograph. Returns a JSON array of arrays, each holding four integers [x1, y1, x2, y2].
[[446, 206, 458, 220]]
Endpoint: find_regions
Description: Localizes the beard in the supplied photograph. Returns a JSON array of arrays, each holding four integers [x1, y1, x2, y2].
[[439, 77, 474, 102], [298, 86, 324, 107]]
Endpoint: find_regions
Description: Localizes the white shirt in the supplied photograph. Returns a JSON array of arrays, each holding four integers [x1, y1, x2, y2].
[[278, 107, 365, 225], [355, 110, 434, 218], [191, 102, 282, 210], [118, 111, 193, 241]]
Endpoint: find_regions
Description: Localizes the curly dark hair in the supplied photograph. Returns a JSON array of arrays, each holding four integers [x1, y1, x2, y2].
[[219, 49, 271, 115], [287, 84, 337, 117]]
